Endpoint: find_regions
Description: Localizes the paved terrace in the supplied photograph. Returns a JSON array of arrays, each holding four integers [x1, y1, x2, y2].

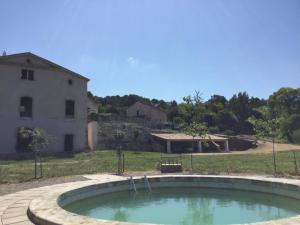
[[0, 174, 124, 225], [2, 174, 300, 225]]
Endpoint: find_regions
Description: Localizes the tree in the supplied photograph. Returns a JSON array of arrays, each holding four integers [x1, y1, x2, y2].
[[206, 95, 227, 113], [114, 130, 125, 175], [228, 92, 253, 133], [18, 128, 53, 179], [217, 110, 239, 132], [183, 122, 208, 142], [178, 91, 205, 124], [182, 122, 208, 171], [268, 88, 300, 116], [281, 114, 300, 143], [248, 115, 281, 175], [201, 112, 218, 127], [167, 100, 179, 122]]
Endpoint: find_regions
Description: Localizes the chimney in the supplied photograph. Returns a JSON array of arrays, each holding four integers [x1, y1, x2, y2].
[[2, 51, 6, 56]]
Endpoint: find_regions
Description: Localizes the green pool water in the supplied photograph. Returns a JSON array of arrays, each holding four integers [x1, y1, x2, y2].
[[63, 187, 300, 225]]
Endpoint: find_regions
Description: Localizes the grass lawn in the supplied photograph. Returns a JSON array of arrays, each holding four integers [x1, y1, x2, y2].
[[1, 149, 300, 184]]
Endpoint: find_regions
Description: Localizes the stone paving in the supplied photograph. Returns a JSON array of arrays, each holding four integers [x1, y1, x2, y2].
[[0, 174, 121, 225], [1, 174, 300, 225]]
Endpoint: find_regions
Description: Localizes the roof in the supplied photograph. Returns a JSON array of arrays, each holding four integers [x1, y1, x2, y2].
[[0, 52, 89, 81], [151, 133, 228, 141]]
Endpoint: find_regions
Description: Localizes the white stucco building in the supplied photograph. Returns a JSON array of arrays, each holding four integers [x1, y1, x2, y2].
[[0, 52, 89, 154]]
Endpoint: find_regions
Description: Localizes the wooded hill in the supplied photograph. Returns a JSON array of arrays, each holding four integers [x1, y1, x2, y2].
[[88, 87, 300, 144]]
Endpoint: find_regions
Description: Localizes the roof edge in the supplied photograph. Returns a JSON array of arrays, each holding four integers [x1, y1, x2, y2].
[[0, 52, 90, 81]]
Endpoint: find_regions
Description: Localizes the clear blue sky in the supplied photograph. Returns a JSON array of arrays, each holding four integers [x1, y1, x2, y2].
[[1, 0, 299, 102]]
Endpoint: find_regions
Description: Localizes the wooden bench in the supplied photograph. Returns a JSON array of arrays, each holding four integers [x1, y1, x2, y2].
[[160, 156, 183, 173]]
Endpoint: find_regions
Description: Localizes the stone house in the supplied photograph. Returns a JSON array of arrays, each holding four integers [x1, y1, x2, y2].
[[0, 52, 89, 154], [126, 101, 167, 126], [87, 96, 99, 114]]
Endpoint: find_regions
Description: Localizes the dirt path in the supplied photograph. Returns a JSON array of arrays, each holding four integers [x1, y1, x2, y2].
[[192, 141, 300, 156]]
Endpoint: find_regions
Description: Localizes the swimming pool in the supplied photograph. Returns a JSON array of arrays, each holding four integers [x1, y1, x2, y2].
[[28, 175, 300, 225]]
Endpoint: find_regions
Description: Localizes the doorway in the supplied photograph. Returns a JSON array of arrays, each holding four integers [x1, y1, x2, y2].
[[64, 134, 74, 152]]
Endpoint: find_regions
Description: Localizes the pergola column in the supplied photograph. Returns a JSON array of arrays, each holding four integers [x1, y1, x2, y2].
[[167, 140, 172, 153], [225, 140, 229, 151], [198, 141, 202, 152]]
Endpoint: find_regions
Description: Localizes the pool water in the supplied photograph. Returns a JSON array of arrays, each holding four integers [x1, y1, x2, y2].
[[63, 187, 300, 225]]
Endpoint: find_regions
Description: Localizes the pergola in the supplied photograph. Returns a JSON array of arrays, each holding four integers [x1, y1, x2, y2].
[[151, 133, 229, 153]]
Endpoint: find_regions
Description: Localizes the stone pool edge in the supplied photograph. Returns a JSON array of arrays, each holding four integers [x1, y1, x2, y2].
[[28, 175, 300, 225]]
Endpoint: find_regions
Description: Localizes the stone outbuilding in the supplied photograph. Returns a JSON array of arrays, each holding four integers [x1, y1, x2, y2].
[[126, 101, 167, 126], [87, 96, 99, 114]]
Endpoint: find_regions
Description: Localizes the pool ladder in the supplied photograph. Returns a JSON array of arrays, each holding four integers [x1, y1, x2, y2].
[[130, 176, 137, 193], [144, 175, 152, 192]]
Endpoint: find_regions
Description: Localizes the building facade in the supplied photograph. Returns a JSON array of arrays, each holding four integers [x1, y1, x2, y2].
[[126, 101, 167, 126], [0, 52, 89, 154]]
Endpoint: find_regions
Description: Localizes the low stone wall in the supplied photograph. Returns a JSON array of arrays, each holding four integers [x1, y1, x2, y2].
[[96, 121, 165, 152]]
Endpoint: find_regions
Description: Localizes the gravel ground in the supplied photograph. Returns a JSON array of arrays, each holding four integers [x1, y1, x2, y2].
[[0, 175, 89, 195]]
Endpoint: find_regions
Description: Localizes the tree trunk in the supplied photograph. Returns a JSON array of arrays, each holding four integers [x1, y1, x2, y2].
[[39, 152, 43, 178], [272, 136, 277, 176], [117, 146, 122, 175], [122, 152, 125, 173], [293, 151, 298, 174], [191, 139, 194, 172], [34, 151, 37, 179]]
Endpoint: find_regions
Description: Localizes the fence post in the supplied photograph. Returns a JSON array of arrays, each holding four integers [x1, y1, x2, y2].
[[122, 152, 125, 173], [190, 153, 193, 173], [293, 151, 298, 175]]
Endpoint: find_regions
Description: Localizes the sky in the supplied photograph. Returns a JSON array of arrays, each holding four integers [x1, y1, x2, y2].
[[0, 0, 300, 102]]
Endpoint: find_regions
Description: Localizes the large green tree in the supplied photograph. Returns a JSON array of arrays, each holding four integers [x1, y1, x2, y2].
[[281, 114, 300, 143], [268, 88, 300, 116]]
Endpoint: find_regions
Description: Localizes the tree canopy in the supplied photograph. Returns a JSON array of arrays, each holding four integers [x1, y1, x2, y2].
[[90, 87, 300, 142]]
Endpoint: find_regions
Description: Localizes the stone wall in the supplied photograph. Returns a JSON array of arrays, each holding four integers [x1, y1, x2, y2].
[[96, 121, 164, 152]]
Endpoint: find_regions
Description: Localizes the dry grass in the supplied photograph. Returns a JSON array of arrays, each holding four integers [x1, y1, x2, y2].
[[1, 149, 300, 184]]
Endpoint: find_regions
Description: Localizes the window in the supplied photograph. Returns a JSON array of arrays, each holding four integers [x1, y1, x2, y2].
[[65, 100, 75, 118], [28, 70, 34, 80], [20, 97, 32, 118], [68, 79, 73, 85], [21, 69, 27, 79], [21, 69, 34, 81]]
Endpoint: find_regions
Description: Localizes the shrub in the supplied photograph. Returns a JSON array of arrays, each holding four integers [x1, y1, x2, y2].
[[291, 129, 300, 144], [223, 129, 235, 136], [208, 126, 220, 134], [88, 112, 98, 122]]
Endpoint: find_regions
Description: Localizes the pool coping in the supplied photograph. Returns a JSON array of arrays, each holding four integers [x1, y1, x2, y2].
[[27, 175, 300, 225]]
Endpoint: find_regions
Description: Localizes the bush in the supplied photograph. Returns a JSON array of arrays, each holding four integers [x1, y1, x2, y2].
[[88, 112, 98, 122], [173, 117, 185, 129], [223, 129, 235, 136], [291, 129, 300, 144], [0, 167, 8, 181], [282, 114, 300, 142], [208, 126, 220, 134]]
